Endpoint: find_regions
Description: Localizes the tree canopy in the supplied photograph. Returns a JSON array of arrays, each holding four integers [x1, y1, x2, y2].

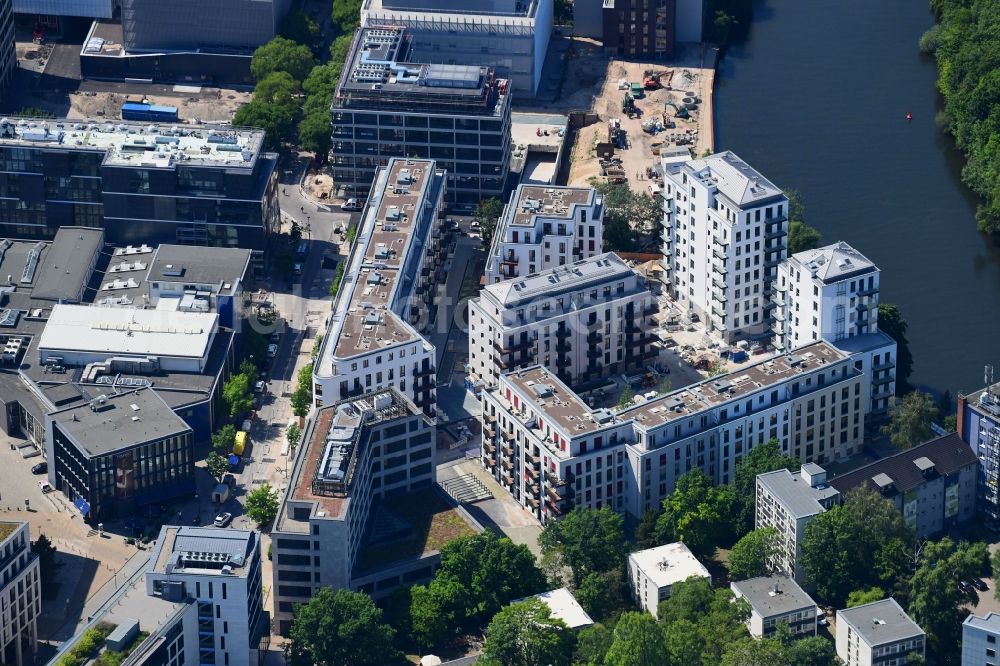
[[591, 182, 660, 252], [538, 506, 627, 587], [251, 36, 316, 82], [882, 391, 939, 449], [726, 527, 780, 581], [279, 10, 320, 47], [244, 483, 279, 526], [211, 424, 237, 455], [602, 612, 668, 666], [784, 189, 822, 254], [474, 197, 504, 249], [877, 303, 914, 392], [205, 452, 230, 482], [222, 371, 254, 418], [653, 469, 735, 560], [286, 588, 399, 666], [731, 438, 799, 537], [846, 586, 885, 608], [479, 598, 575, 666]]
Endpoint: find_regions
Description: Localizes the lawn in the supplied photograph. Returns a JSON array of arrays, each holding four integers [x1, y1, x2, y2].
[[358, 488, 476, 573]]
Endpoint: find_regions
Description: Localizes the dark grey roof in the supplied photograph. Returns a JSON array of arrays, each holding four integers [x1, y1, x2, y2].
[[144, 245, 251, 296], [32, 227, 104, 302], [837, 598, 924, 646], [731, 576, 817, 619], [829, 433, 978, 496], [172, 527, 255, 559], [756, 468, 839, 519]]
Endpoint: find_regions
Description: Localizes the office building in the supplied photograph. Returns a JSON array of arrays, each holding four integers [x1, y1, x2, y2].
[[49, 526, 265, 666], [962, 612, 1000, 666], [0, 522, 40, 666], [45, 388, 195, 522], [481, 341, 866, 524], [0, 118, 279, 254], [659, 151, 788, 343], [828, 433, 978, 538], [14, 0, 112, 18], [313, 158, 446, 417], [484, 184, 605, 284], [958, 381, 1000, 526], [755, 464, 840, 583], [627, 542, 710, 619], [836, 598, 925, 666], [330, 27, 511, 207], [361, 0, 551, 96], [121, 0, 290, 53], [773, 241, 896, 421], [469, 253, 659, 392], [730, 575, 818, 638], [271, 389, 436, 634], [0, 0, 12, 94]]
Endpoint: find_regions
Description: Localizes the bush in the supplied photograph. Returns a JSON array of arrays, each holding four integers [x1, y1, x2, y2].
[[58, 622, 117, 666]]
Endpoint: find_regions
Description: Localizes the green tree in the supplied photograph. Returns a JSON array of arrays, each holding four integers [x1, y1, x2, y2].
[[877, 303, 913, 392], [727, 527, 780, 580], [303, 61, 343, 98], [329, 33, 355, 65], [574, 622, 614, 666], [603, 612, 668, 666], [479, 598, 575, 666], [32, 534, 58, 584], [720, 636, 787, 666], [882, 391, 938, 450], [205, 452, 230, 482], [474, 197, 505, 249], [254, 71, 300, 109], [657, 578, 751, 665], [575, 569, 624, 621], [332, 0, 362, 32], [635, 509, 658, 549], [251, 36, 316, 82], [299, 110, 332, 156], [538, 507, 626, 587], [846, 586, 885, 608], [407, 583, 452, 649], [211, 424, 237, 455], [653, 469, 735, 560], [731, 438, 799, 537], [292, 362, 314, 419], [244, 483, 279, 526], [786, 636, 841, 666], [616, 386, 634, 410], [286, 588, 398, 666], [591, 182, 661, 251], [233, 100, 296, 150], [223, 372, 254, 418], [279, 10, 320, 46], [908, 538, 988, 664], [286, 422, 302, 450], [784, 189, 823, 254], [800, 487, 913, 605]]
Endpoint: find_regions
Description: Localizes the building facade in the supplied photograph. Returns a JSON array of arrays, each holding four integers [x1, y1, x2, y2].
[[361, 0, 551, 96], [0, 522, 40, 666], [469, 253, 659, 391], [314, 158, 447, 417], [659, 151, 789, 343], [962, 612, 1000, 666], [627, 542, 710, 619], [958, 383, 1000, 526], [602, 0, 675, 59], [331, 27, 511, 207], [730, 575, 818, 638], [122, 0, 291, 52], [0, 118, 279, 253], [836, 598, 925, 666], [755, 464, 840, 584], [0, 0, 13, 97], [271, 390, 436, 634], [484, 184, 605, 284]]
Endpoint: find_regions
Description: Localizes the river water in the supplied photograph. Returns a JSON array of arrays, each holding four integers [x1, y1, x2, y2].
[[713, 0, 1000, 397]]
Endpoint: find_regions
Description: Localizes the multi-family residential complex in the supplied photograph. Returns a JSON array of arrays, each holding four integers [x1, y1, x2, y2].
[[959, 381, 1000, 526], [627, 542, 710, 619], [836, 598, 925, 666], [773, 241, 896, 421], [0, 118, 279, 255], [659, 151, 789, 343], [313, 158, 447, 417], [962, 612, 1000, 666], [730, 575, 818, 638], [45, 388, 195, 523], [484, 184, 605, 284], [271, 389, 436, 634], [50, 526, 265, 666], [829, 433, 978, 538], [481, 340, 867, 523], [330, 27, 511, 207], [755, 464, 840, 583], [0, 522, 40, 666], [360, 0, 551, 96], [469, 253, 659, 391]]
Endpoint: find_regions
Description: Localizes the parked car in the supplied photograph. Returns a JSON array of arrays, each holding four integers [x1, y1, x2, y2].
[[970, 578, 989, 592], [267, 343, 278, 358], [214, 512, 233, 528], [254, 380, 266, 393], [38, 480, 53, 493], [341, 198, 363, 211], [31, 462, 47, 474], [292, 262, 303, 277], [959, 580, 974, 595]]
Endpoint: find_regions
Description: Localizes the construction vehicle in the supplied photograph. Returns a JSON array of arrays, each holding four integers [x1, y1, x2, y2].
[[622, 93, 634, 114], [643, 72, 661, 89], [664, 101, 690, 119], [630, 82, 644, 99]]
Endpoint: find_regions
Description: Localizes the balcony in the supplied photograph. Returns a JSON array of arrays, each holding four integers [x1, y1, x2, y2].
[[546, 498, 566, 516], [556, 356, 571, 368], [484, 456, 497, 468], [502, 472, 514, 485], [872, 358, 896, 371], [484, 426, 496, 439], [493, 355, 510, 370], [525, 451, 541, 465], [712, 305, 726, 319], [873, 373, 896, 386], [556, 339, 572, 352], [484, 413, 496, 424], [859, 284, 878, 297], [764, 255, 783, 268], [711, 261, 728, 275], [765, 225, 787, 241], [414, 365, 435, 377], [644, 304, 659, 316], [501, 457, 513, 469], [711, 289, 728, 303], [556, 327, 571, 339], [586, 331, 603, 344], [526, 465, 540, 479], [587, 346, 603, 359], [712, 246, 726, 261], [501, 427, 514, 440]]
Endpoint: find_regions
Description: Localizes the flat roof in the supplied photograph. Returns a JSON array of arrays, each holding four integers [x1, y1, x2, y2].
[[789, 241, 878, 284], [37, 304, 217, 360], [837, 598, 924, 646], [150, 525, 256, 577], [0, 521, 22, 544], [142, 245, 251, 296], [622, 341, 851, 430], [0, 117, 265, 170], [528, 588, 593, 630], [756, 468, 839, 519], [32, 227, 104, 302], [364, 0, 541, 24], [965, 612, 1000, 634], [506, 184, 597, 227], [50, 388, 191, 457], [628, 542, 711, 588], [731, 576, 817, 618], [500, 365, 618, 441], [483, 253, 635, 307]]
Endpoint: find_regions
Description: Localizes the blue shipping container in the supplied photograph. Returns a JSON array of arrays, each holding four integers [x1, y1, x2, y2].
[[121, 102, 179, 123]]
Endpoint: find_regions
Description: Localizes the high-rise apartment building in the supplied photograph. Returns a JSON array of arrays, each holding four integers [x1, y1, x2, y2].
[[660, 151, 788, 343], [484, 184, 605, 284], [330, 27, 511, 207], [958, 382, 1000, 526], [0, 522, 40, 666], [836, 599, 925, 666]]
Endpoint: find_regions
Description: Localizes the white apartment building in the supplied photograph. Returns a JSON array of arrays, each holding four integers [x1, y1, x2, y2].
[[837, 598, 925, 666], [962, 612, 1000, 666], [730, 575, 818, 638], [481, 340, 867, 524], [313, 159, 447, 417], [484, 184, 605, 284], [0, 522, 39, 666], [660, 151, 789, 343], [270, 389, 438, 635], [469, 253, 659, 391], [627, 542, 710, 619], [755, 464, 840, 584], [773, 241, 896, 420]]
